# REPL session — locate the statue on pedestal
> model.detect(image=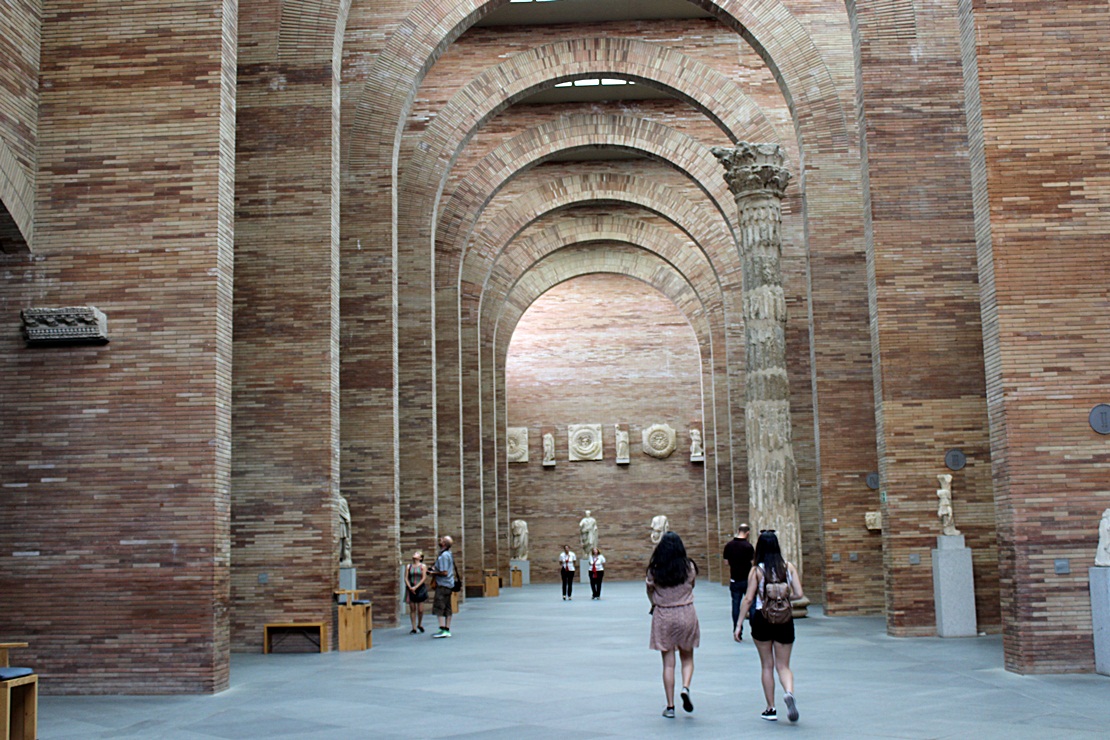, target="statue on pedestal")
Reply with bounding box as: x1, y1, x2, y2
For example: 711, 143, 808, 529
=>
1096, 508, 1110, 567
579, 510, 598, 555
936, 474, 960, 536
338, 495, 353, 567
650, 514, 670, 544
511, 519, 530, 561
615, 427, 630, 461
543, 432, 555, 465
690, 428, 704, 459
